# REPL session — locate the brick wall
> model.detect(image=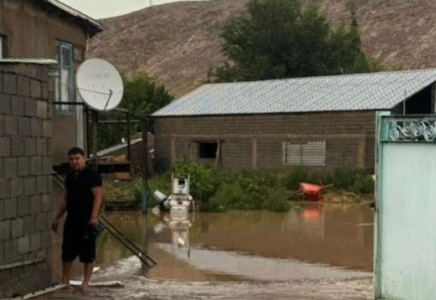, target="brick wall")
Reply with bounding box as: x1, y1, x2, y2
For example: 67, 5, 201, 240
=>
154, 111, 377, 171
0, 63, 53, 297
